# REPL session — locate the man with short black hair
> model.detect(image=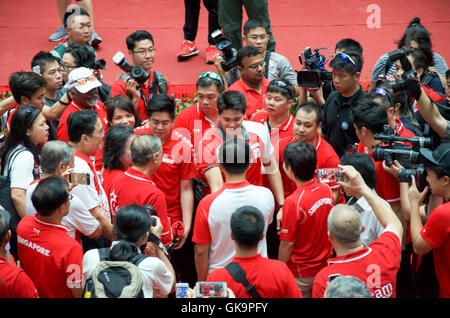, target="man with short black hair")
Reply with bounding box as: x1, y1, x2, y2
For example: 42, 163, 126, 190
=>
17, 176, 84, 298
279, 141, 334, 297
225, 46, 270, 119
310, 51, 366, 158
206, 205, 302, 298
193, 138, 275, 281
110, 30, 169, 122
